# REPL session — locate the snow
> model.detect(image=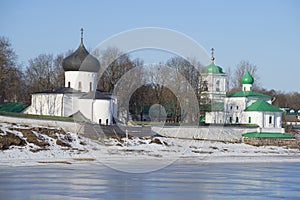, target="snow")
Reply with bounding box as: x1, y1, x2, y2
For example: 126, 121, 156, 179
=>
1, 122, 300, 172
